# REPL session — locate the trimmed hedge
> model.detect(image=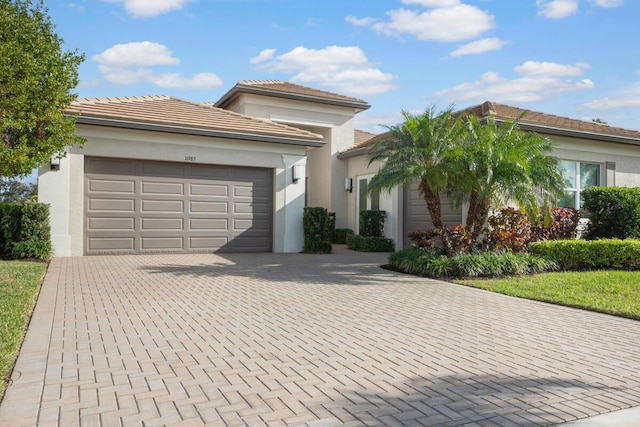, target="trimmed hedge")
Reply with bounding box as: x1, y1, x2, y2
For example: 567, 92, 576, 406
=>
0, 202, 51, 260
333, 228, 354, 244
529, 239, 640, 270
582, 187, 640, 240
346, 234, 394, 252
359, 210, 385, 237
303, 207, 332, 253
